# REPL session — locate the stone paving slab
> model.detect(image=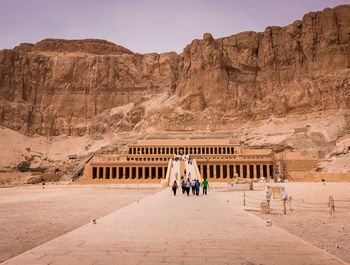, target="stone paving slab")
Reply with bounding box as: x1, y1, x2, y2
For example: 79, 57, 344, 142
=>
2, 189, 349, 265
